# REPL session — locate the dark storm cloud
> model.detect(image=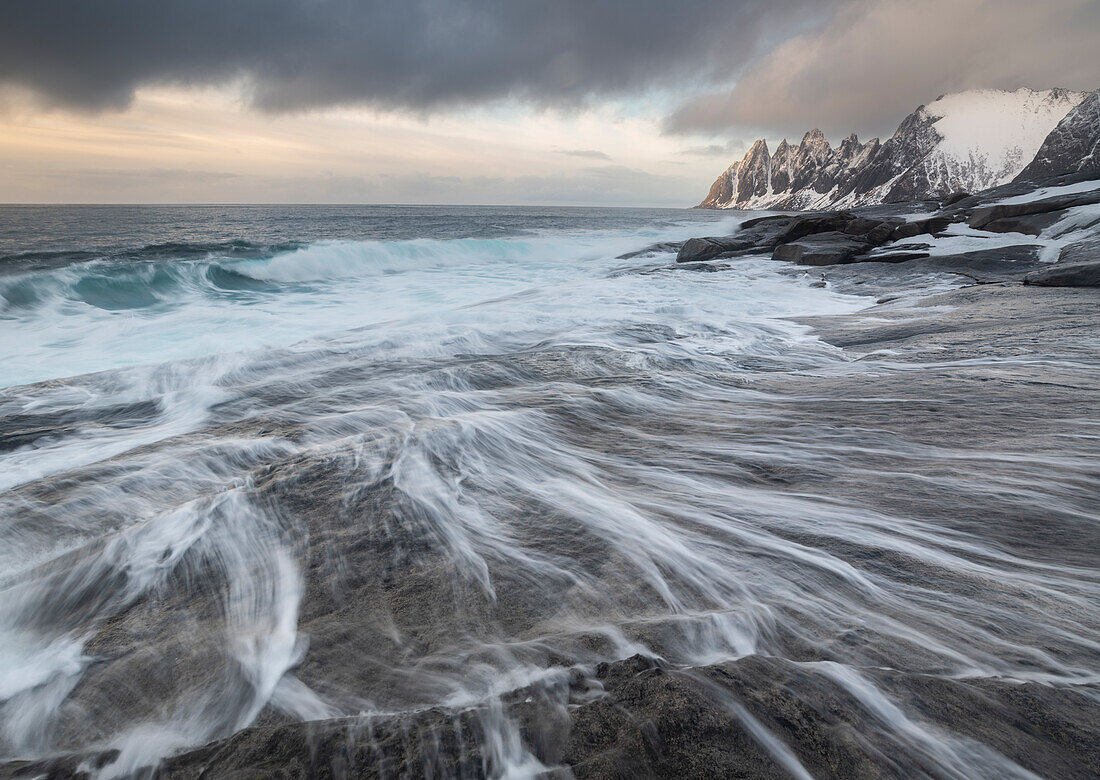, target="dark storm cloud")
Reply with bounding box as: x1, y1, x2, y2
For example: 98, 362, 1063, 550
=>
668, 0, 1100, 138
0, 0, 837, 112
